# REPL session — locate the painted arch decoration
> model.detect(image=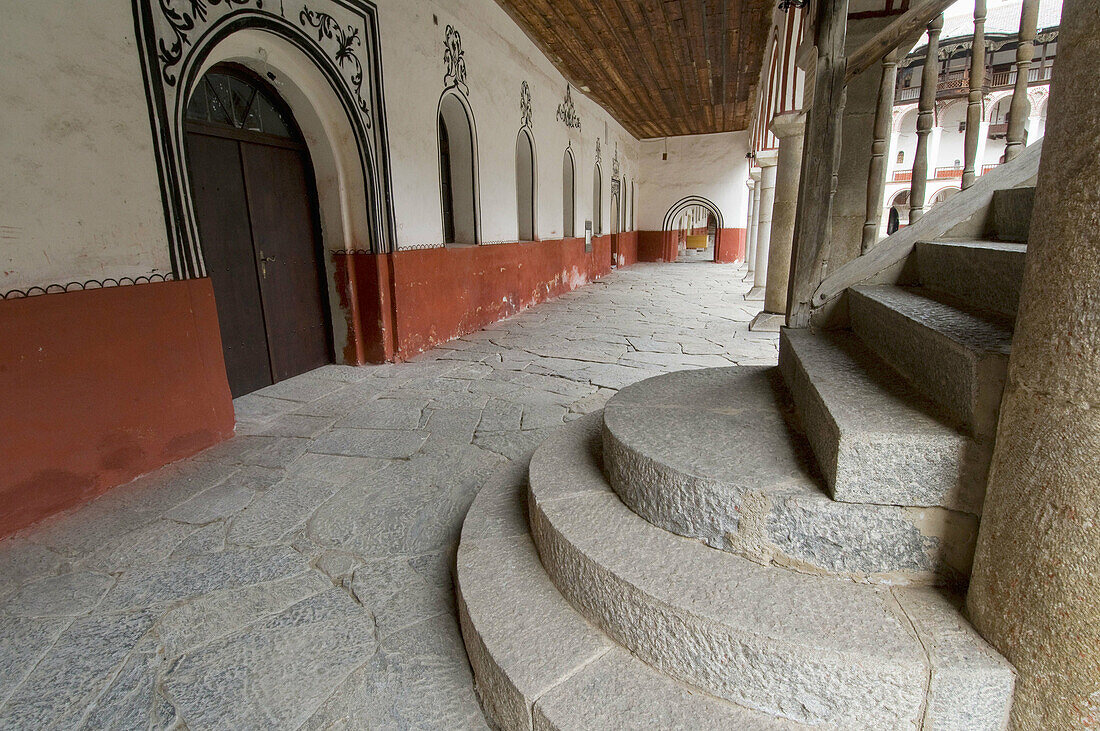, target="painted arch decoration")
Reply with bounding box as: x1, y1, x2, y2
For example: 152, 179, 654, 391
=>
132, 0, 397, 277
